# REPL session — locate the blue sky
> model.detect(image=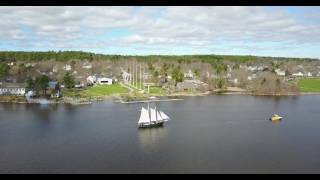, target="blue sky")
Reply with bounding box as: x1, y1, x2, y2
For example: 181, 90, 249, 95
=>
0, 6, 320, 58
